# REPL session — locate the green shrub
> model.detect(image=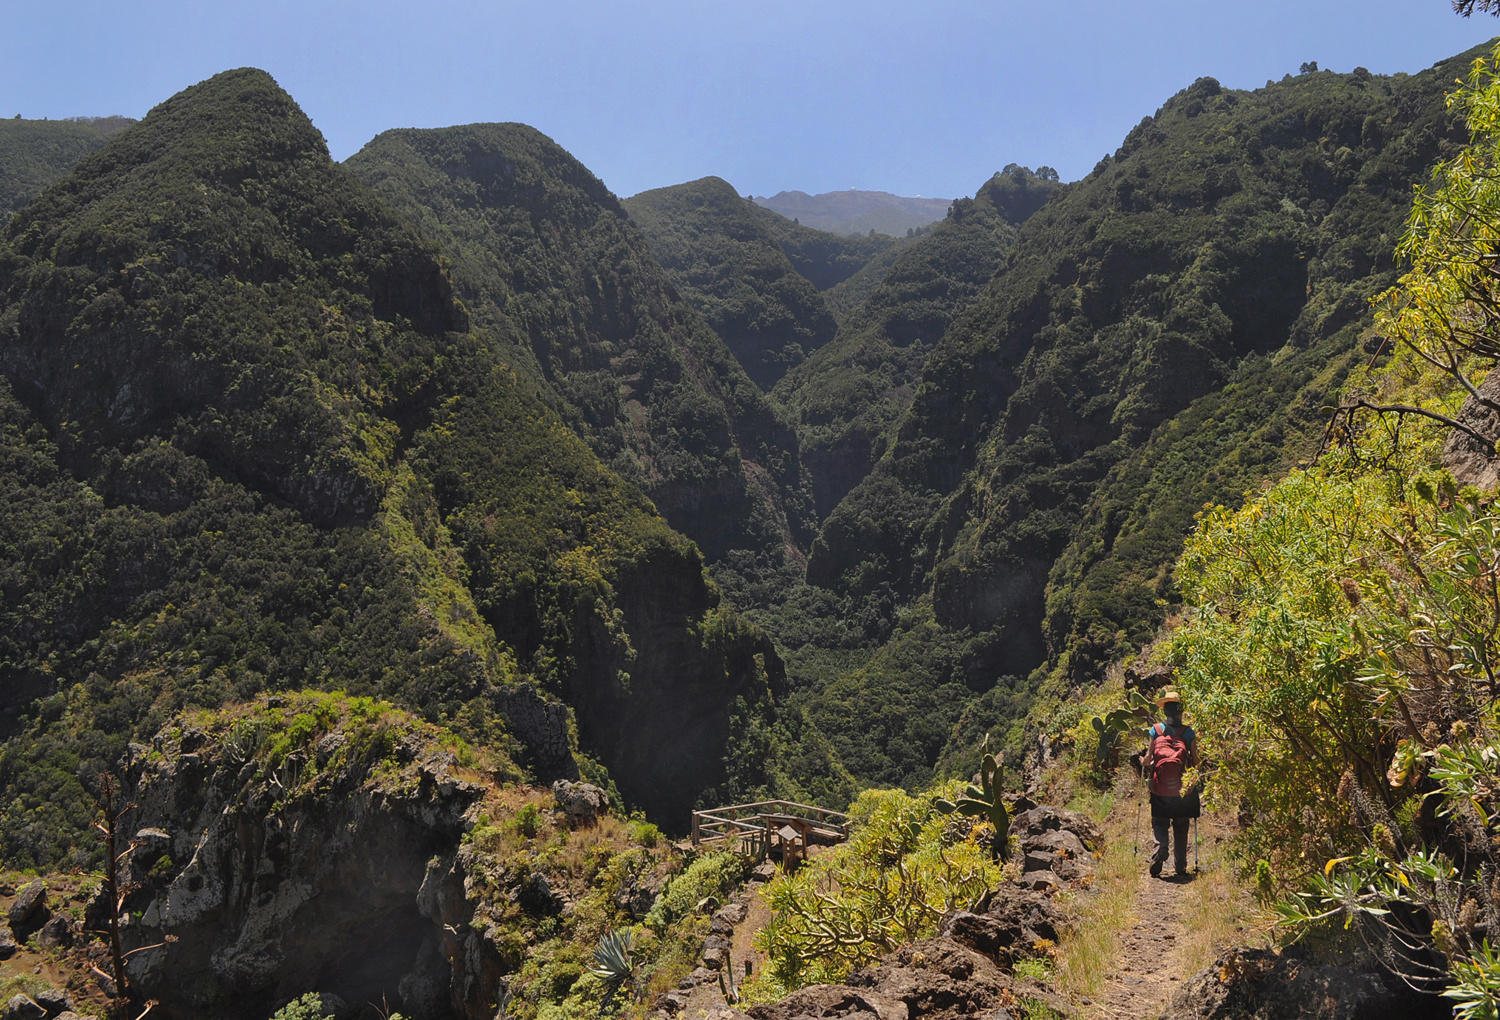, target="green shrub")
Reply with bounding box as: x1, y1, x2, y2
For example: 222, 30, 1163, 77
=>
755, 787, 1002, 987
644, 850, 746, 932
627, 820, 662, 848
269, 994, 333, 1020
